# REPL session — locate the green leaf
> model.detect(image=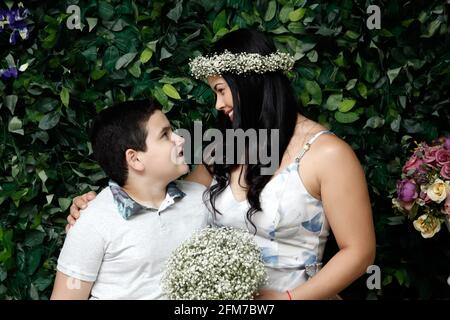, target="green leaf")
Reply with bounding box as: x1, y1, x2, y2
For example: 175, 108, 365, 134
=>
128, 61, 141, 78
34, 276, 53, 291
344, 30, 360, 40
160, 47, 172, 61
5, 95, 18, 115
362, 62, 380, 83
279, 4, 294, 24
304, 80, 322, 105
345, 79, 357, 90
162, 84, 181, 100
140, 48, 153, 64
153, 86, 169, 107
36, 98, 58, 113
81, 46, 97, 62
357, 82, 368, 99
5, 53, 15, 67
422, 19, 441, 38
166, 0, 183, 23
8, 116, 24, 135
98, 1, 115, 20
37, 170, 48, 183
306, 50, 318, 63
27, 247, 43, 275
58, 198, 72, 211
91, 69, 107, 80
264, 1, 277, 21
288, 8, 306, 22
103, 46, 120, 72
338, 99, 356, 113
23, 231, 45, 247
287, 22, 305, 34
335, 111, 359, 123
325, 94, 342, 111
86, 17, 98, 32
364, 116, 385, 129
115, 52, 137, 70
213, 10, 227, 34
387, 67, 402, 84
38, 112, 61, 130
60, 87, 70, 108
